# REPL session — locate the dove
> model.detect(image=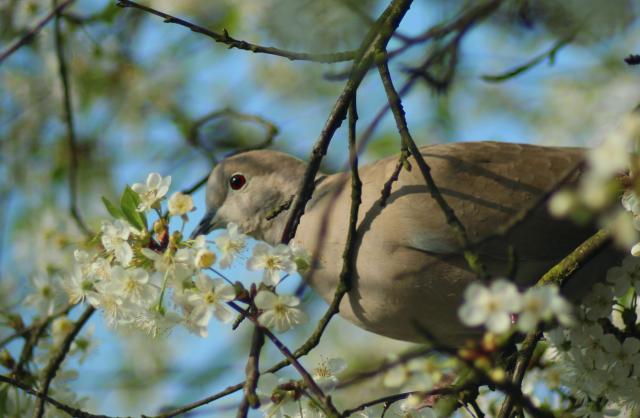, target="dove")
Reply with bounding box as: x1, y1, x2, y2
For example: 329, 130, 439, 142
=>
192, 141, 617, 346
